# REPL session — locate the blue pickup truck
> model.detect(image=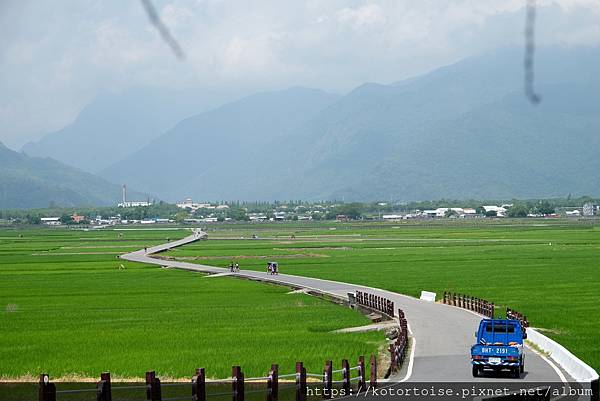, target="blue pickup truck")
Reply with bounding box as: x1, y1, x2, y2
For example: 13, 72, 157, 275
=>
471, 319, 525, 378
